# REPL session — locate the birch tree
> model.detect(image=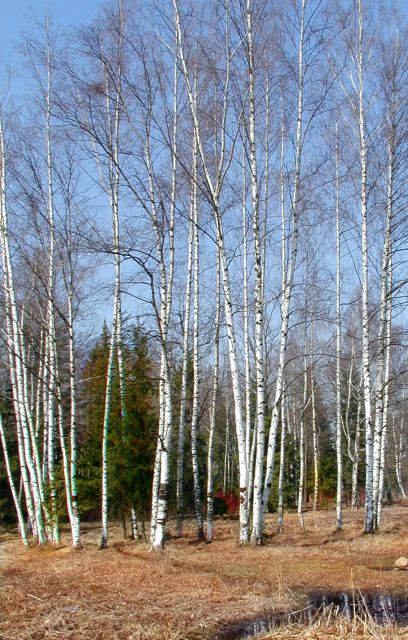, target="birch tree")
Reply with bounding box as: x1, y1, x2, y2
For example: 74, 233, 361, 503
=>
174, 0, 250, 542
